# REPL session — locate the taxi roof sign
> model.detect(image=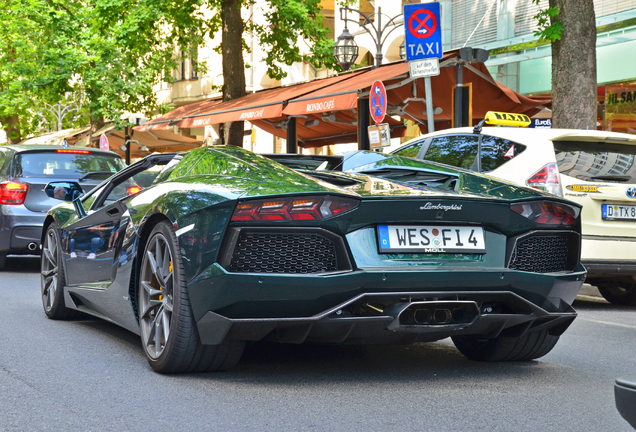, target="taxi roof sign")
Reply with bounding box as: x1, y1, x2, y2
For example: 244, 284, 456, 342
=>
484, 111, 531, 127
